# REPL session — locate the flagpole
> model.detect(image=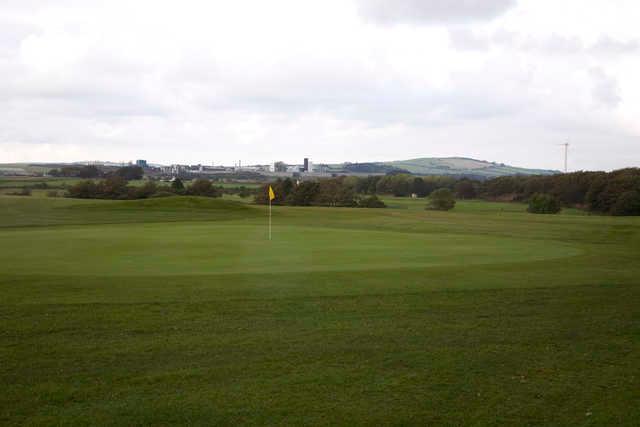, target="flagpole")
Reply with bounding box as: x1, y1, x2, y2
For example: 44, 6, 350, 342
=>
268, 185, 274, 240
269, 197, 272, 240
